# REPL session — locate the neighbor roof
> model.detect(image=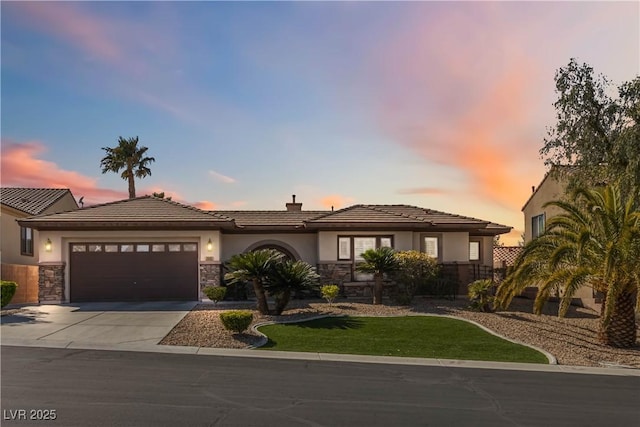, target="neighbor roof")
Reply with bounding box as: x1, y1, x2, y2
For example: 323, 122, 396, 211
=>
0, 187, 76, 216
18, 196, 235, 230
